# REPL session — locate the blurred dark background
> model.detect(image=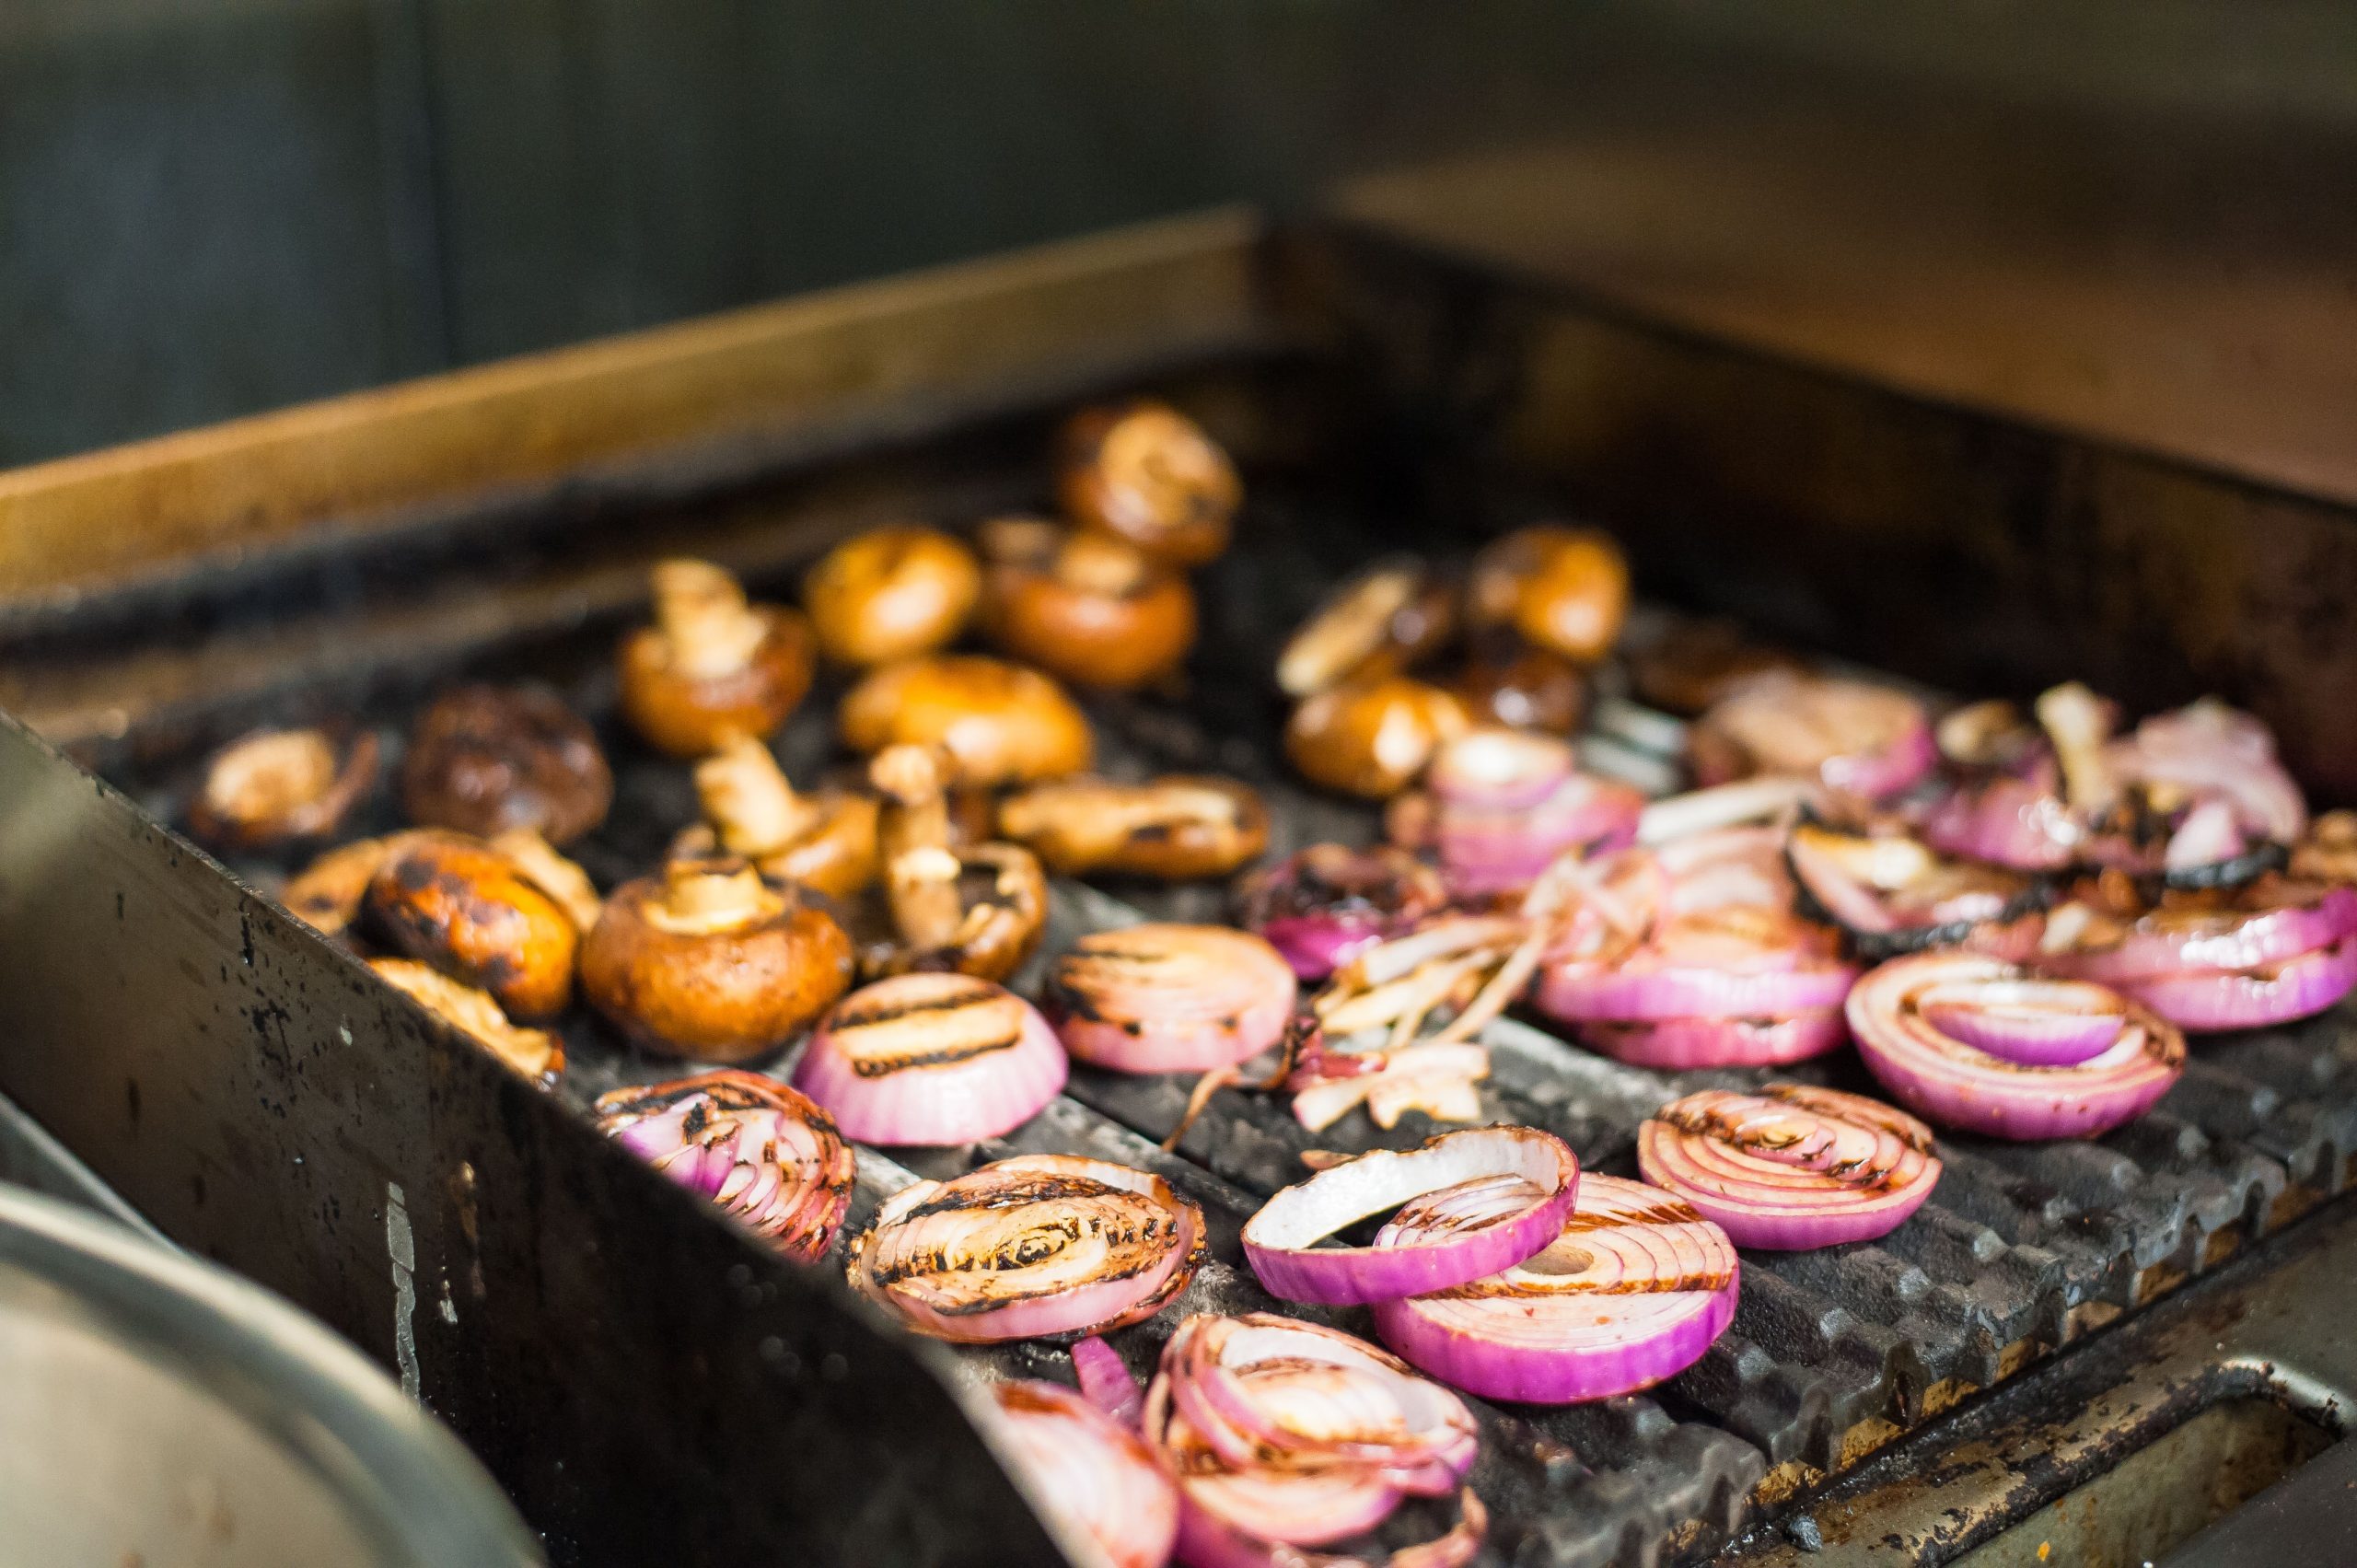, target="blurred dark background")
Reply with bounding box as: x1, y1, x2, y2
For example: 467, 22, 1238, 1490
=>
9, 0, 2357, 478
